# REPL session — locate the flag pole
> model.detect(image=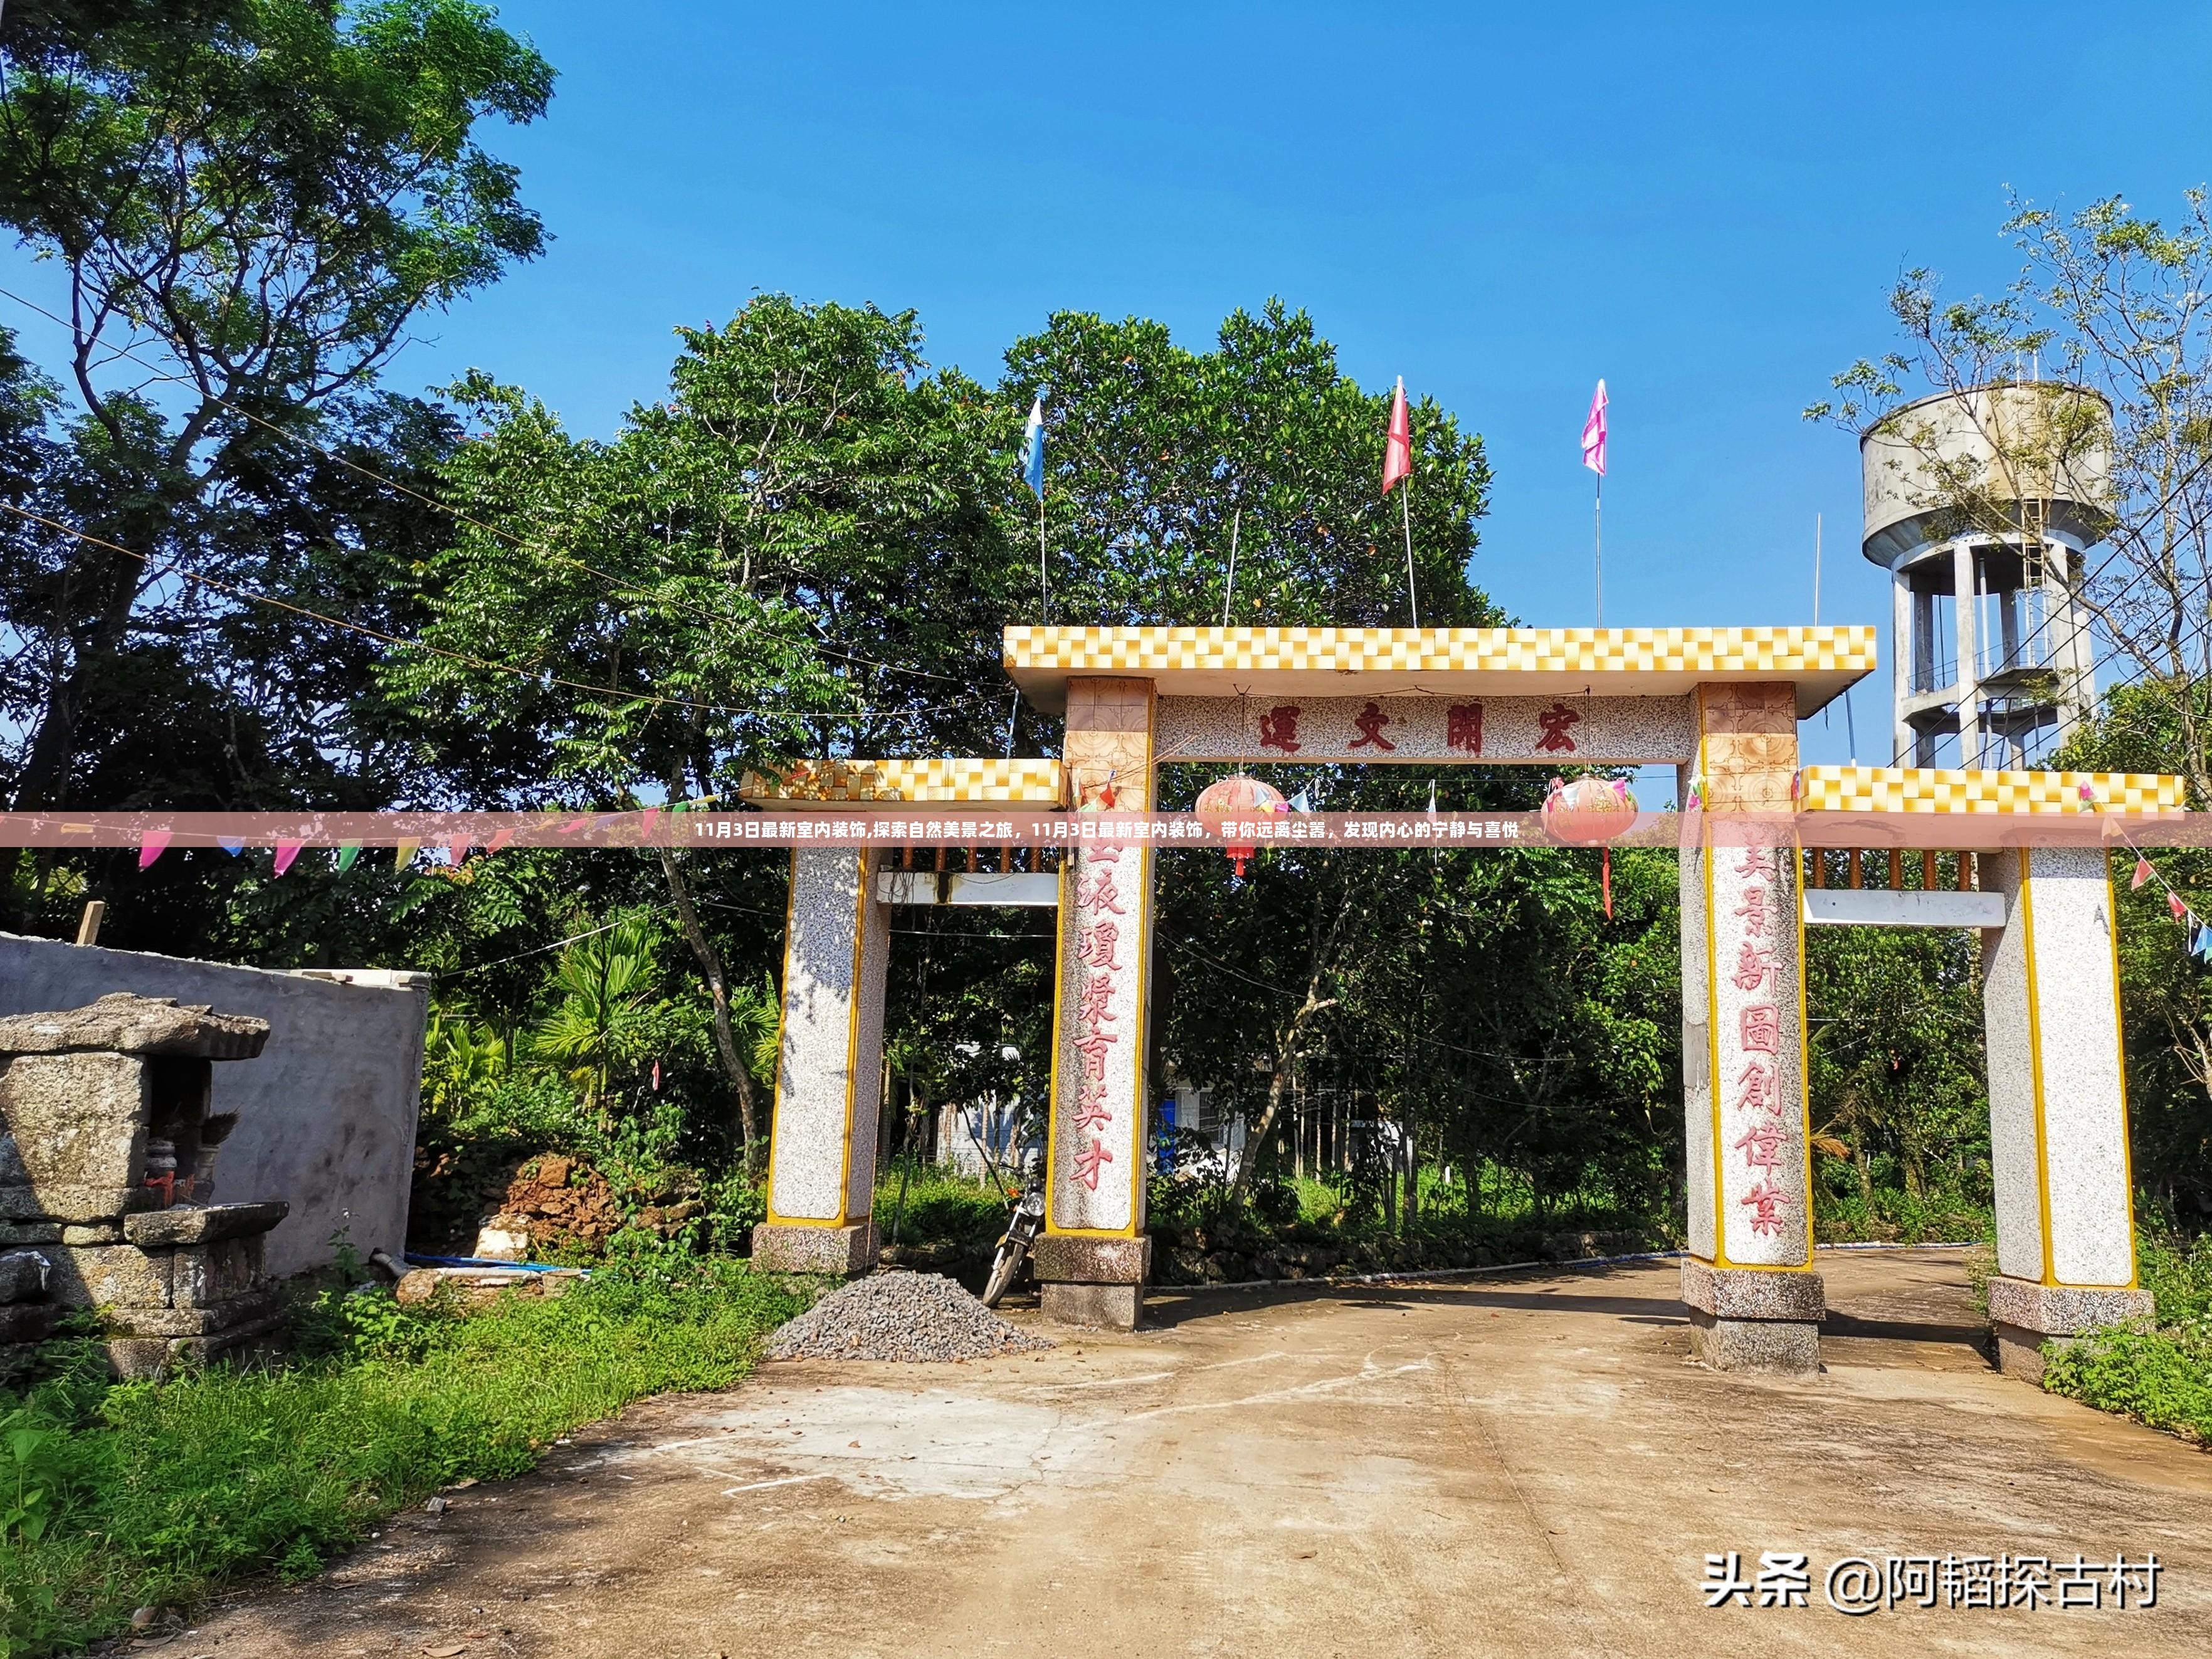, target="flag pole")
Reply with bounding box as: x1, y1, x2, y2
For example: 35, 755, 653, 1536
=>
1593, 471, 1603, 628
1401, 476, 1419, 628
1038, 493, 1050, 623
